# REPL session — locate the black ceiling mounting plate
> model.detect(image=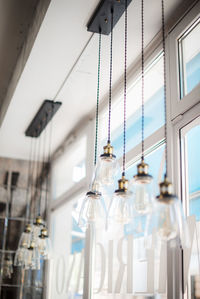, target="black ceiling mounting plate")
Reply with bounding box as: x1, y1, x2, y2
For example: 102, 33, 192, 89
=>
25, 100, 62, 138
87, 0, 132, 35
